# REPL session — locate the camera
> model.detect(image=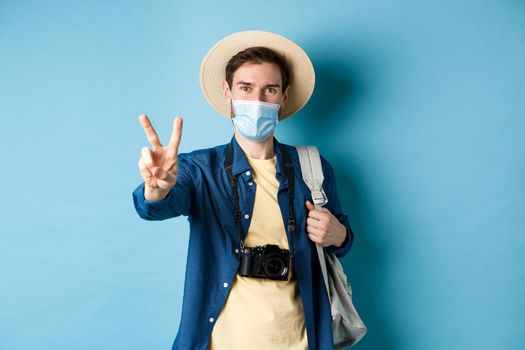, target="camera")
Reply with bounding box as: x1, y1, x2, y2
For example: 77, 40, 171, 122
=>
239, 244, 291, 280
